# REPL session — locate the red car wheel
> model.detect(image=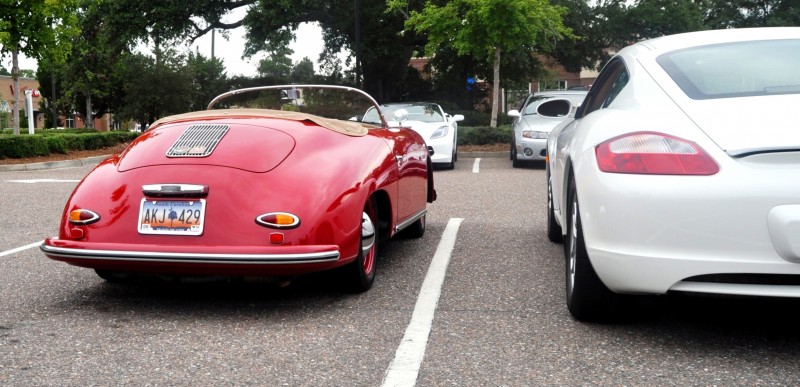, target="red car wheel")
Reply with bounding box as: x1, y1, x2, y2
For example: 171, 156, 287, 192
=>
345, 198, 378, 292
